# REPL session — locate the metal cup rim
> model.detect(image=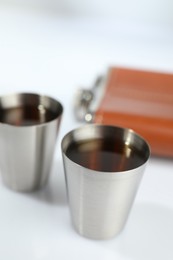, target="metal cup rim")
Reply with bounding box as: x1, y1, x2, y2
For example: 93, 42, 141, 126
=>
61, 123, 150, 174
0, 92, 63, 128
